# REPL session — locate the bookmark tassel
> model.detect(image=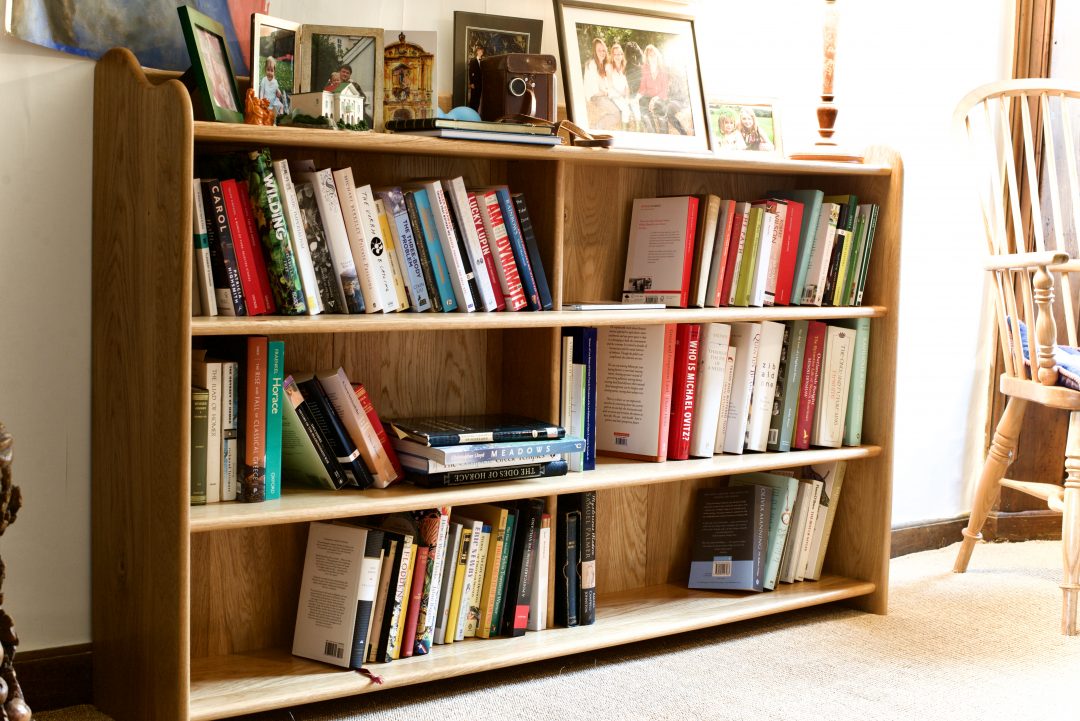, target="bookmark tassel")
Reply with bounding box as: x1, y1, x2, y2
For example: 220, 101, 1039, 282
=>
357, 667, 384, 685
